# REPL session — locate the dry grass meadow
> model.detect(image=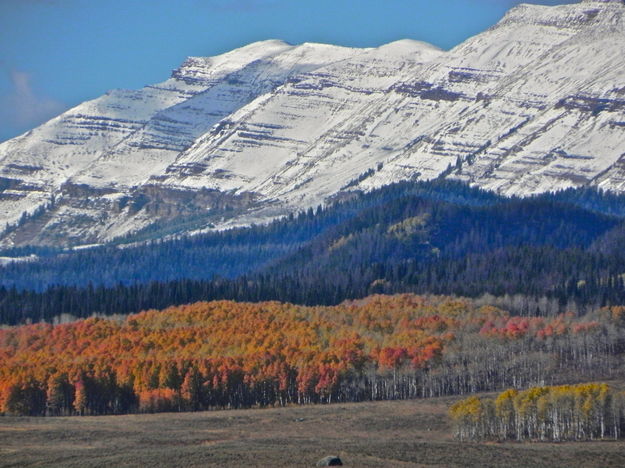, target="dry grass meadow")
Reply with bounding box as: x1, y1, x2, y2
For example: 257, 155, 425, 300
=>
2, 395, 625, 467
